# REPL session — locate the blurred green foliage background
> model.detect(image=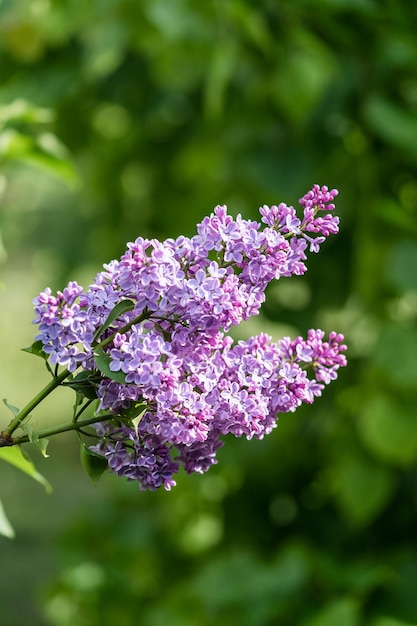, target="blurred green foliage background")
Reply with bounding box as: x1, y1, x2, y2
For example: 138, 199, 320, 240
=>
1, 0, 417, 624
